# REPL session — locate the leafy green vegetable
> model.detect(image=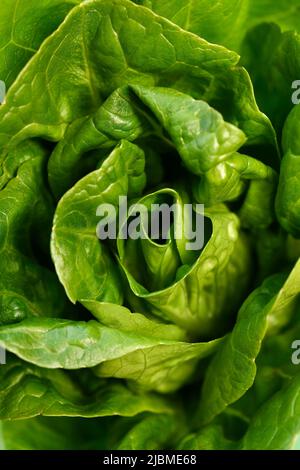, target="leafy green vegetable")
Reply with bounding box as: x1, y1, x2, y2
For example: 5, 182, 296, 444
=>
179, 371, 300, 451
0, 0, 299, 451
0, 356, 172, 420
133, 0, 249, 51
134, 0, 300, 51
197, 259, 300, 425
276, 104, 300, 236
0, 316, 222, 393
241, 25, 300, 133
241, 373, 300, 450
117, 413, 184, 450
0, 417, 111, 450
51, 139, 145, 305
0, 143, 69, 325
118, 202, 251, 338
0, 0, 276, 188
0, 0, 82, 89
